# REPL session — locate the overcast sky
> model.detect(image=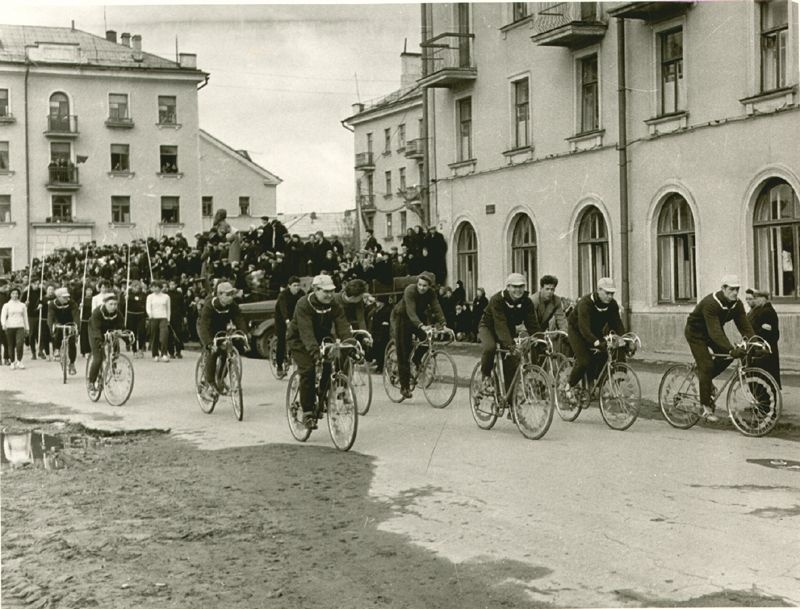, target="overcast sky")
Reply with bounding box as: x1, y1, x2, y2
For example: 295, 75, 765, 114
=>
4, 2, 421, 213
